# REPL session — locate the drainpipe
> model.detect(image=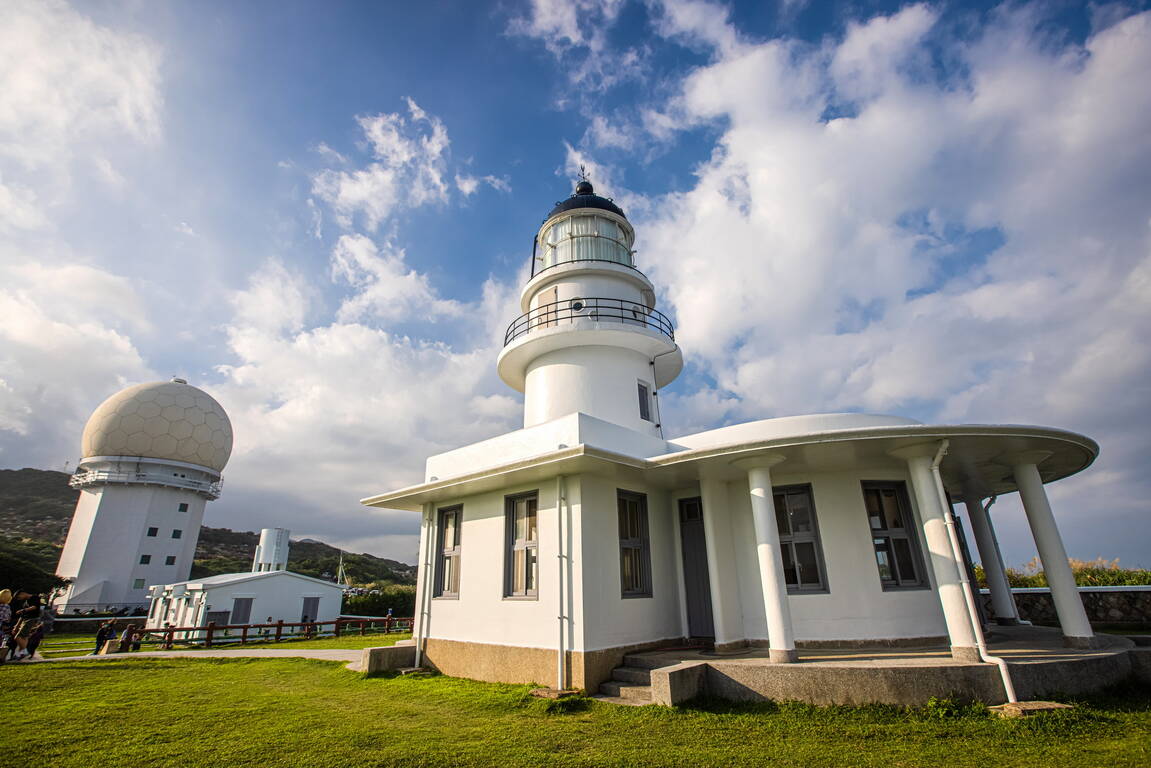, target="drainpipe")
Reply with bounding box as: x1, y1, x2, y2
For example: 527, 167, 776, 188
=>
556, 475, 567, 691
930, 440, 1018, 703
414, 503, 434, 669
